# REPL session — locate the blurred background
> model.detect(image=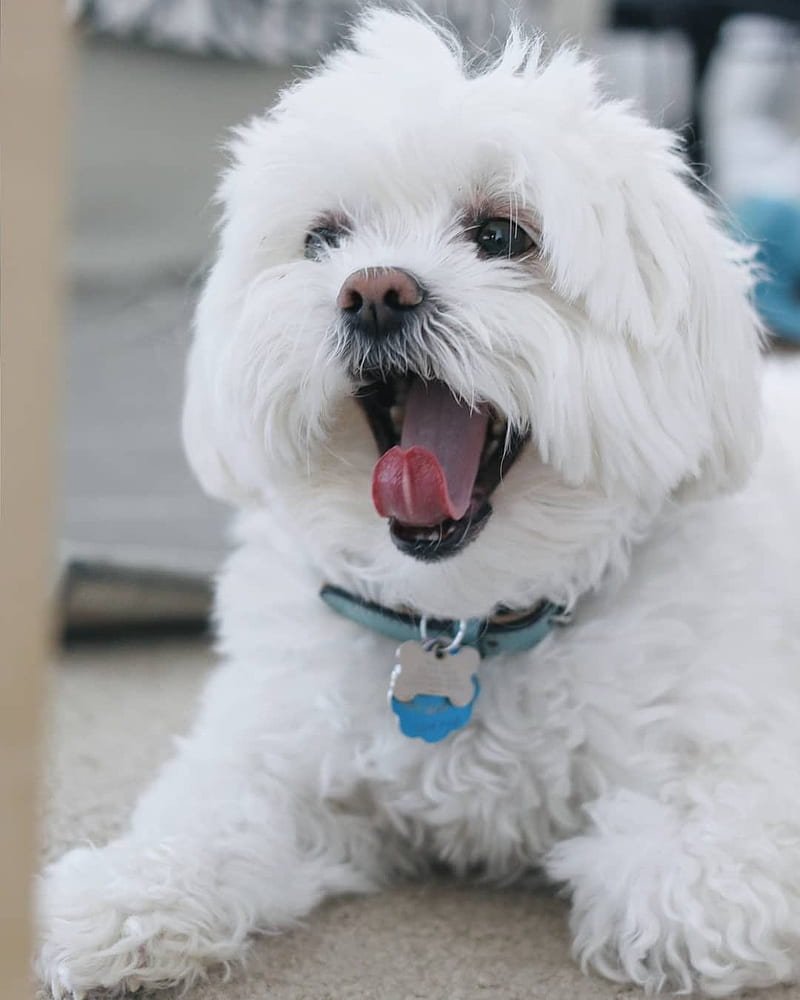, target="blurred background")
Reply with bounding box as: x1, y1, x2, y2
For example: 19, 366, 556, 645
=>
59, 0, 800, 638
